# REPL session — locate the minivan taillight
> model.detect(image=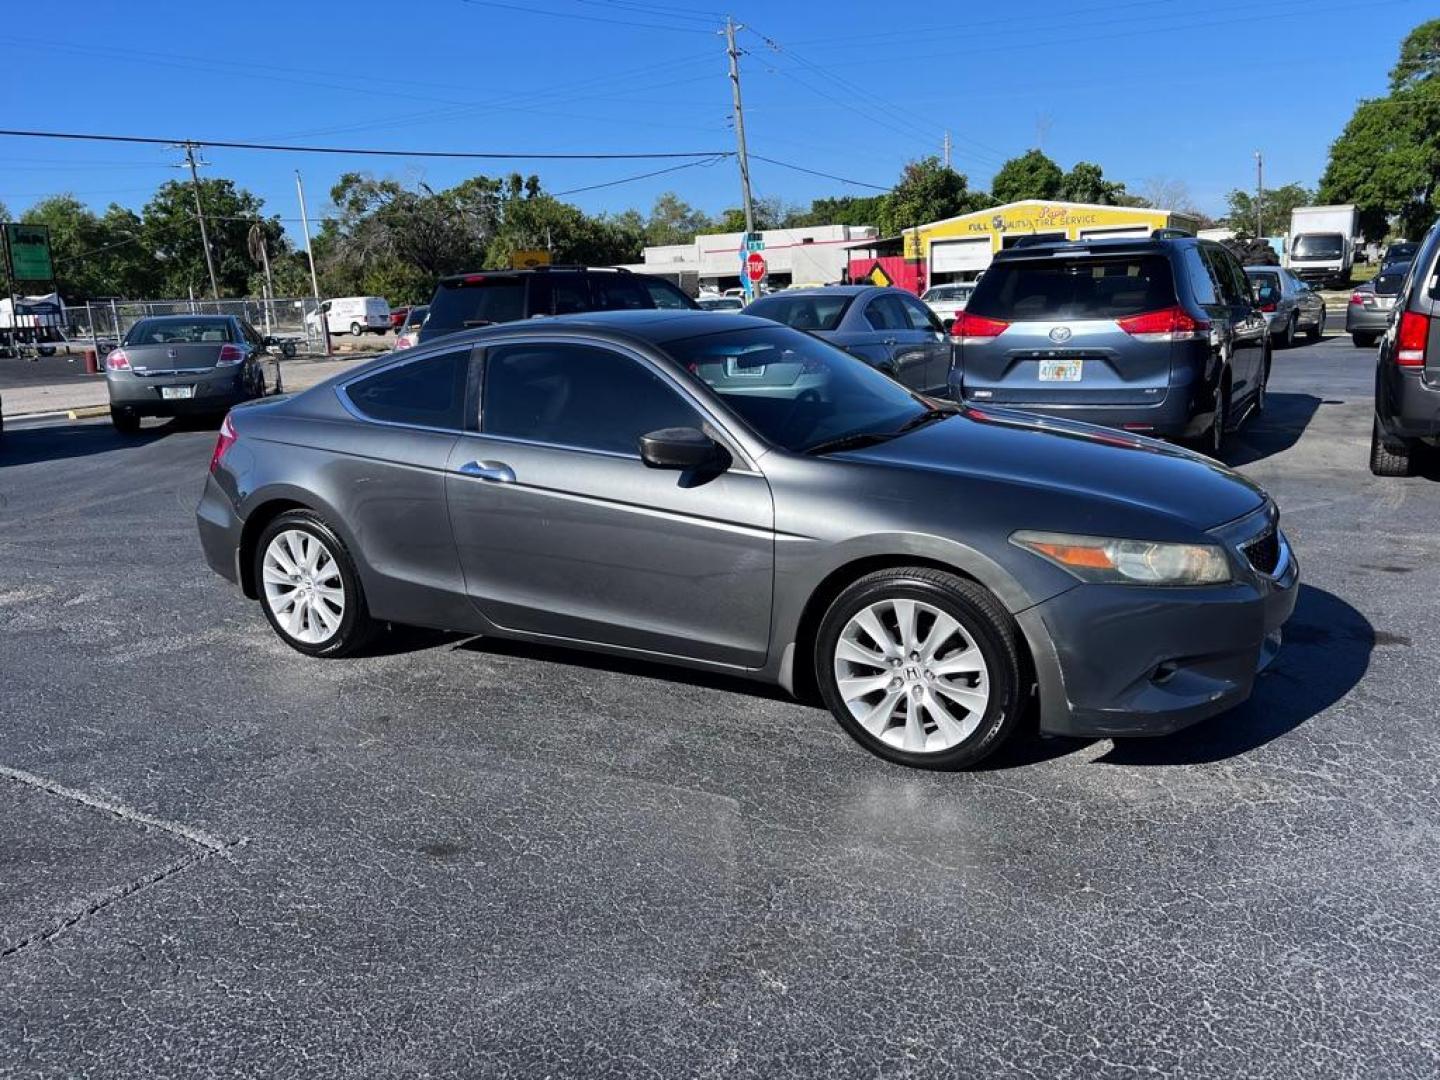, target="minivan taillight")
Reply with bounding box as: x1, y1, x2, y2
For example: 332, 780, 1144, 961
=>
210, 414, 237, 473
1349, 292, 1367, 306
1116, 306, 1207, 341
216, 343, 244, 366
104, 348, 130, 371
952, 311, 1009, 343
1395, 310, 1430, 367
